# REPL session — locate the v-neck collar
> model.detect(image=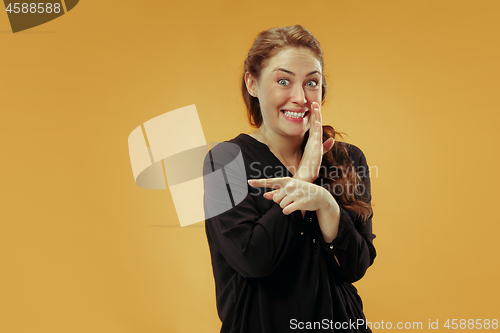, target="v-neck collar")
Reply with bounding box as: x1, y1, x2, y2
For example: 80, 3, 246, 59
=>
237, 133, 294, 177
